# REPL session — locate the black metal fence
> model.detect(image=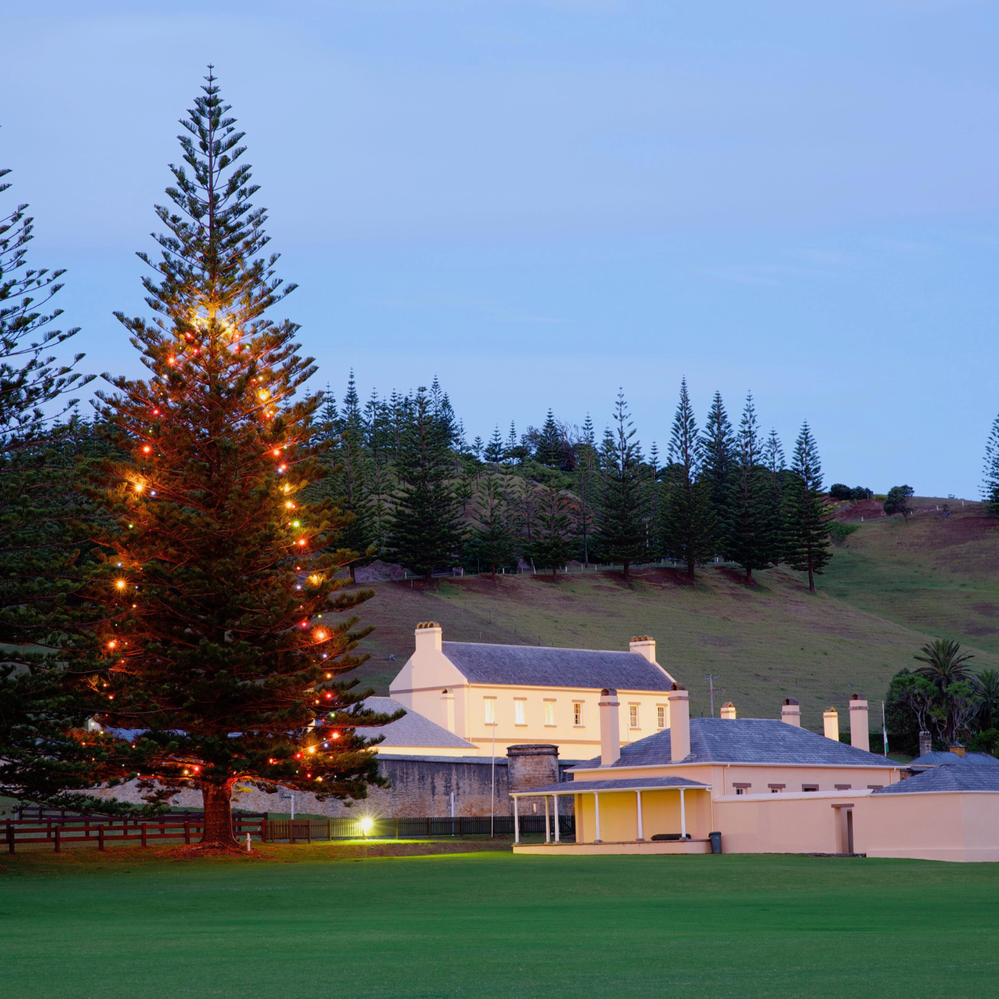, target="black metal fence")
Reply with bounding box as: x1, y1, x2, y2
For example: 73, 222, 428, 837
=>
263, 814, 576, 842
